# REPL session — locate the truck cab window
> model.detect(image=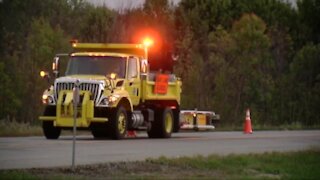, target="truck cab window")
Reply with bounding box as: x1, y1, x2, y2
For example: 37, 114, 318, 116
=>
127, 57, 138, 79
65, 56, 126, 78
